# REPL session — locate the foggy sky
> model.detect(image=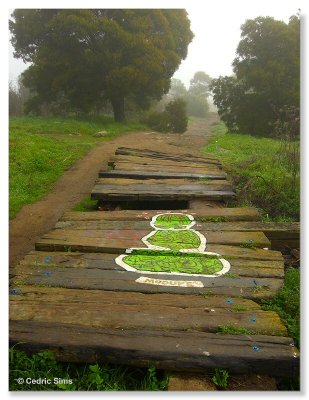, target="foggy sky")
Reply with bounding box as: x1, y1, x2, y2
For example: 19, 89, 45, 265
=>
9, 0, 302, 87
